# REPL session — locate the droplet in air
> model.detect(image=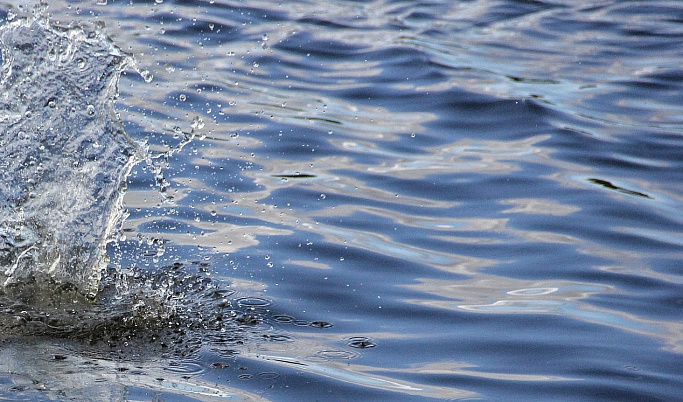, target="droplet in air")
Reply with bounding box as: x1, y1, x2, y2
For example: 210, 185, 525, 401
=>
140, 70, 153, 82
191, 116, 204, 130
